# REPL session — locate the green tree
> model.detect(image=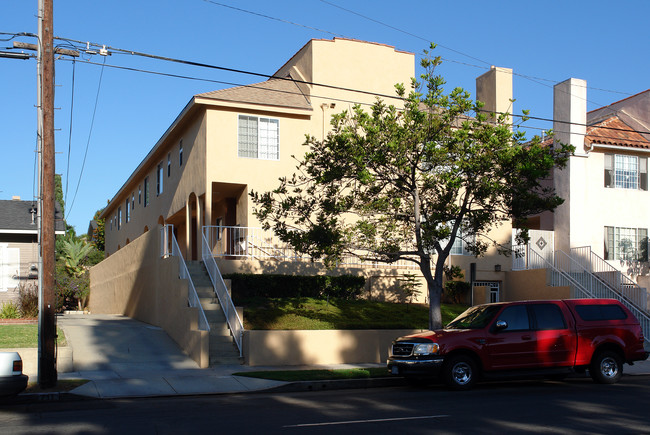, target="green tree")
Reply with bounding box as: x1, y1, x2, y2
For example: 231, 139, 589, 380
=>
55, 173, 64, 217
60, 237, 94, 277
91, 208, 105, 252
252, 48, 573, 330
